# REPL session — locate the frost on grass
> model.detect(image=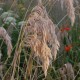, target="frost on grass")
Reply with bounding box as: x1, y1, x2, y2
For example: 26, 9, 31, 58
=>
24, 2, 60, 77
1, 10, 18, 20
0, 27, 12, 57
18, 21, 26, 26
4, 17, 16, 25
1, 11, 13, 19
